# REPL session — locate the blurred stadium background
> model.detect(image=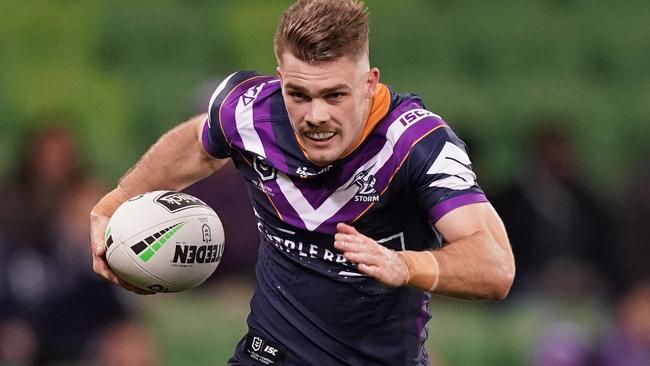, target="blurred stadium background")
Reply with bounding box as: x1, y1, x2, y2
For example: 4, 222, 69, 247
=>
1, 1, 649, 365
